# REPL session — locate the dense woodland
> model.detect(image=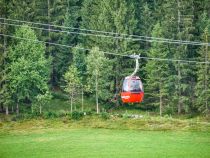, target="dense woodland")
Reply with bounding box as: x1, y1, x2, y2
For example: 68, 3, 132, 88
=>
0, 0, 209, 116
